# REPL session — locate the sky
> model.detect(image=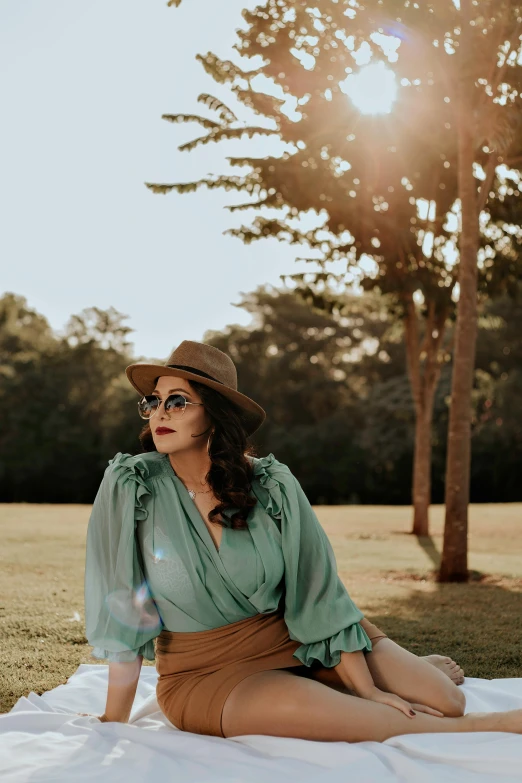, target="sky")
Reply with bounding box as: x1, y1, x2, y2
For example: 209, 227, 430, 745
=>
1, 0, 314, 361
